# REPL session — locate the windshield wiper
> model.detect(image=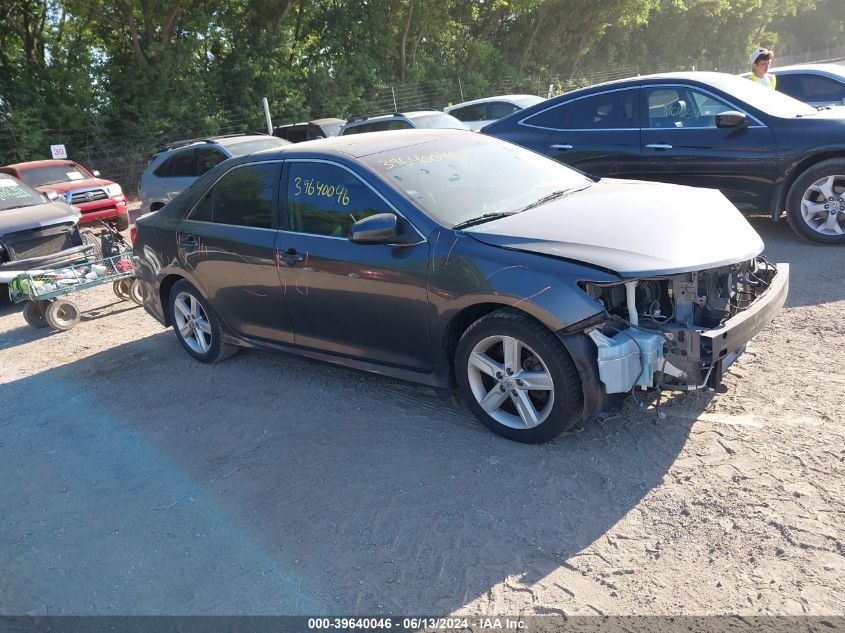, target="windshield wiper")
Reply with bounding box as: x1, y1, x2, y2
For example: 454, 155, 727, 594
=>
519, 186, 590, 213
452, 212, 518, 230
